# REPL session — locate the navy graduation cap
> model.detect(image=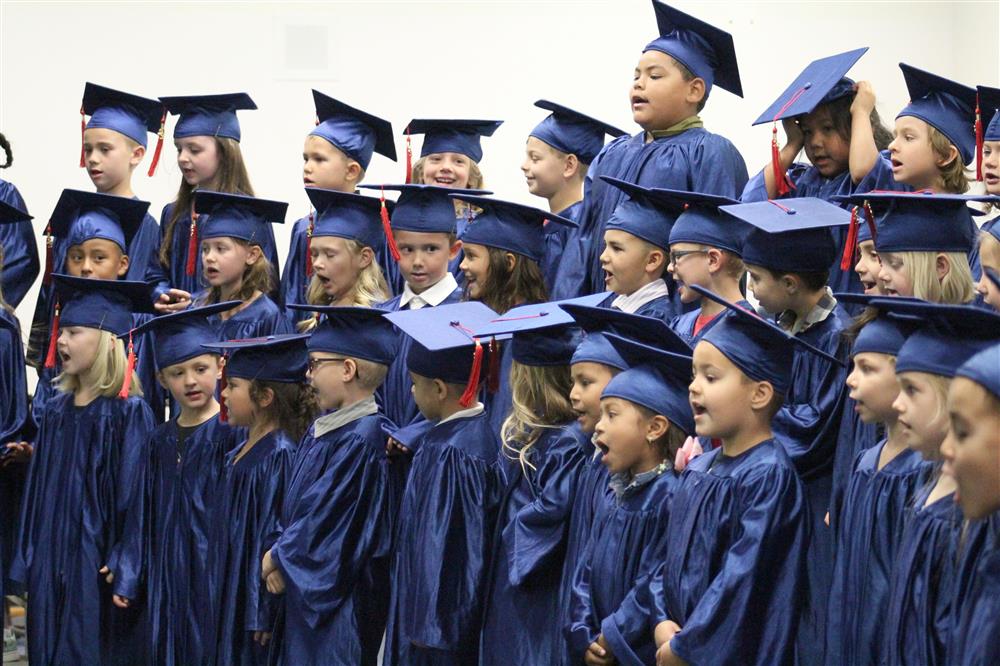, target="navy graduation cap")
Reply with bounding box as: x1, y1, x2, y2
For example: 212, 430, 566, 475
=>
304, 187, 388, 252
601, 177, 681, 250
203, 333, 310, 384
559, 302, 691, 361
653, 189, 743, 254
529, 100, 628, 164
160, 92, 257, 142
691, 285, 844, 395
129, 301, 240, 369
310, 90, 396, 170
49, 189, 149, 253
956, 343, 1000, 402
357, 184, 492, 235
0, 199, 31, 225
975, 85, 1000, 180
897, 64, 977, 165
404, 119, 503, 164
51, 274, 156, 337
833, 293, 914, 357
193, 191, 287, 246
450, 194, 577, 263
645, 0, 742, 98
603, 333, 696, 437
81, 82, 166, 175
285, 305, 399, 365
719, 197, 851, 273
